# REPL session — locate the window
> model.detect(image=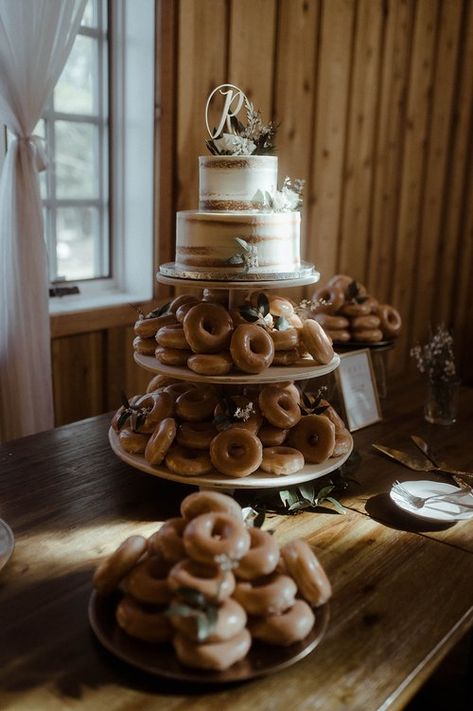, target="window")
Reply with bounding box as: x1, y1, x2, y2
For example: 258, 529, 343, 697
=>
40, 0, 109, 284
46, 0, 155, 313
